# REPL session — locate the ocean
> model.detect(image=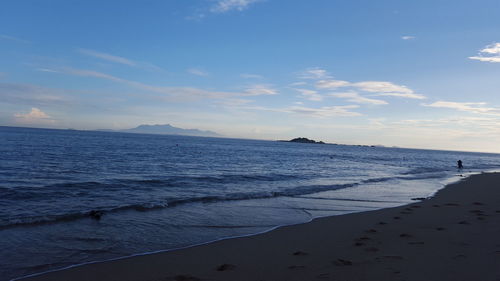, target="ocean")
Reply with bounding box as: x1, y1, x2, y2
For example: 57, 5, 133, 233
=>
1, 126, 500, 280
